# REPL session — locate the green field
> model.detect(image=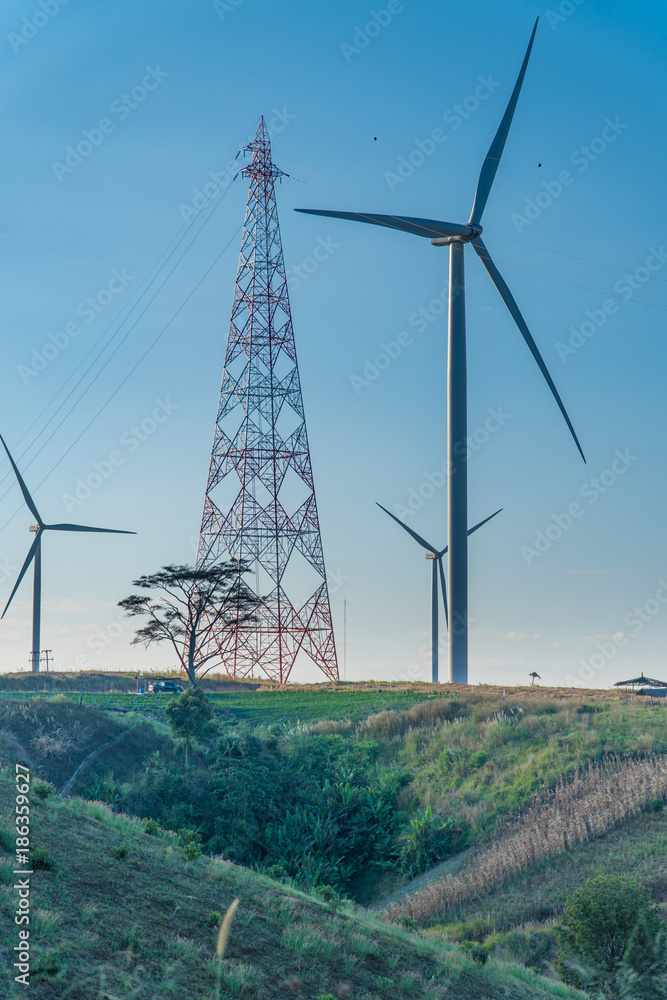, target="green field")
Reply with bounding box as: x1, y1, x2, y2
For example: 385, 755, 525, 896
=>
0, 687, 435, 724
